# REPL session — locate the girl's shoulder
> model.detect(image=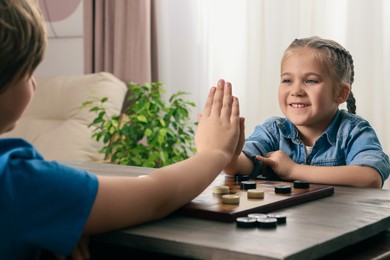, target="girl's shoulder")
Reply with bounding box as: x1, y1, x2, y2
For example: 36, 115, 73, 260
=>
338, 109, 371, 128
333, 110, 378, 140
